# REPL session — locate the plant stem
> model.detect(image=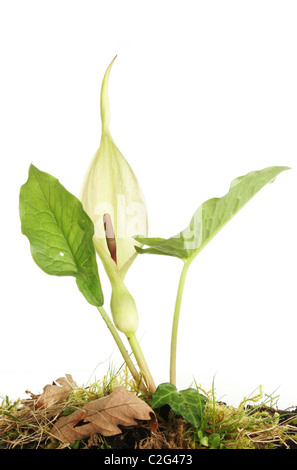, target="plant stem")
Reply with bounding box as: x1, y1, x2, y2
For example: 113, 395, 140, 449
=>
127, 332, 156, 394
97, 306, 147, 393
170, 260, 191, 386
